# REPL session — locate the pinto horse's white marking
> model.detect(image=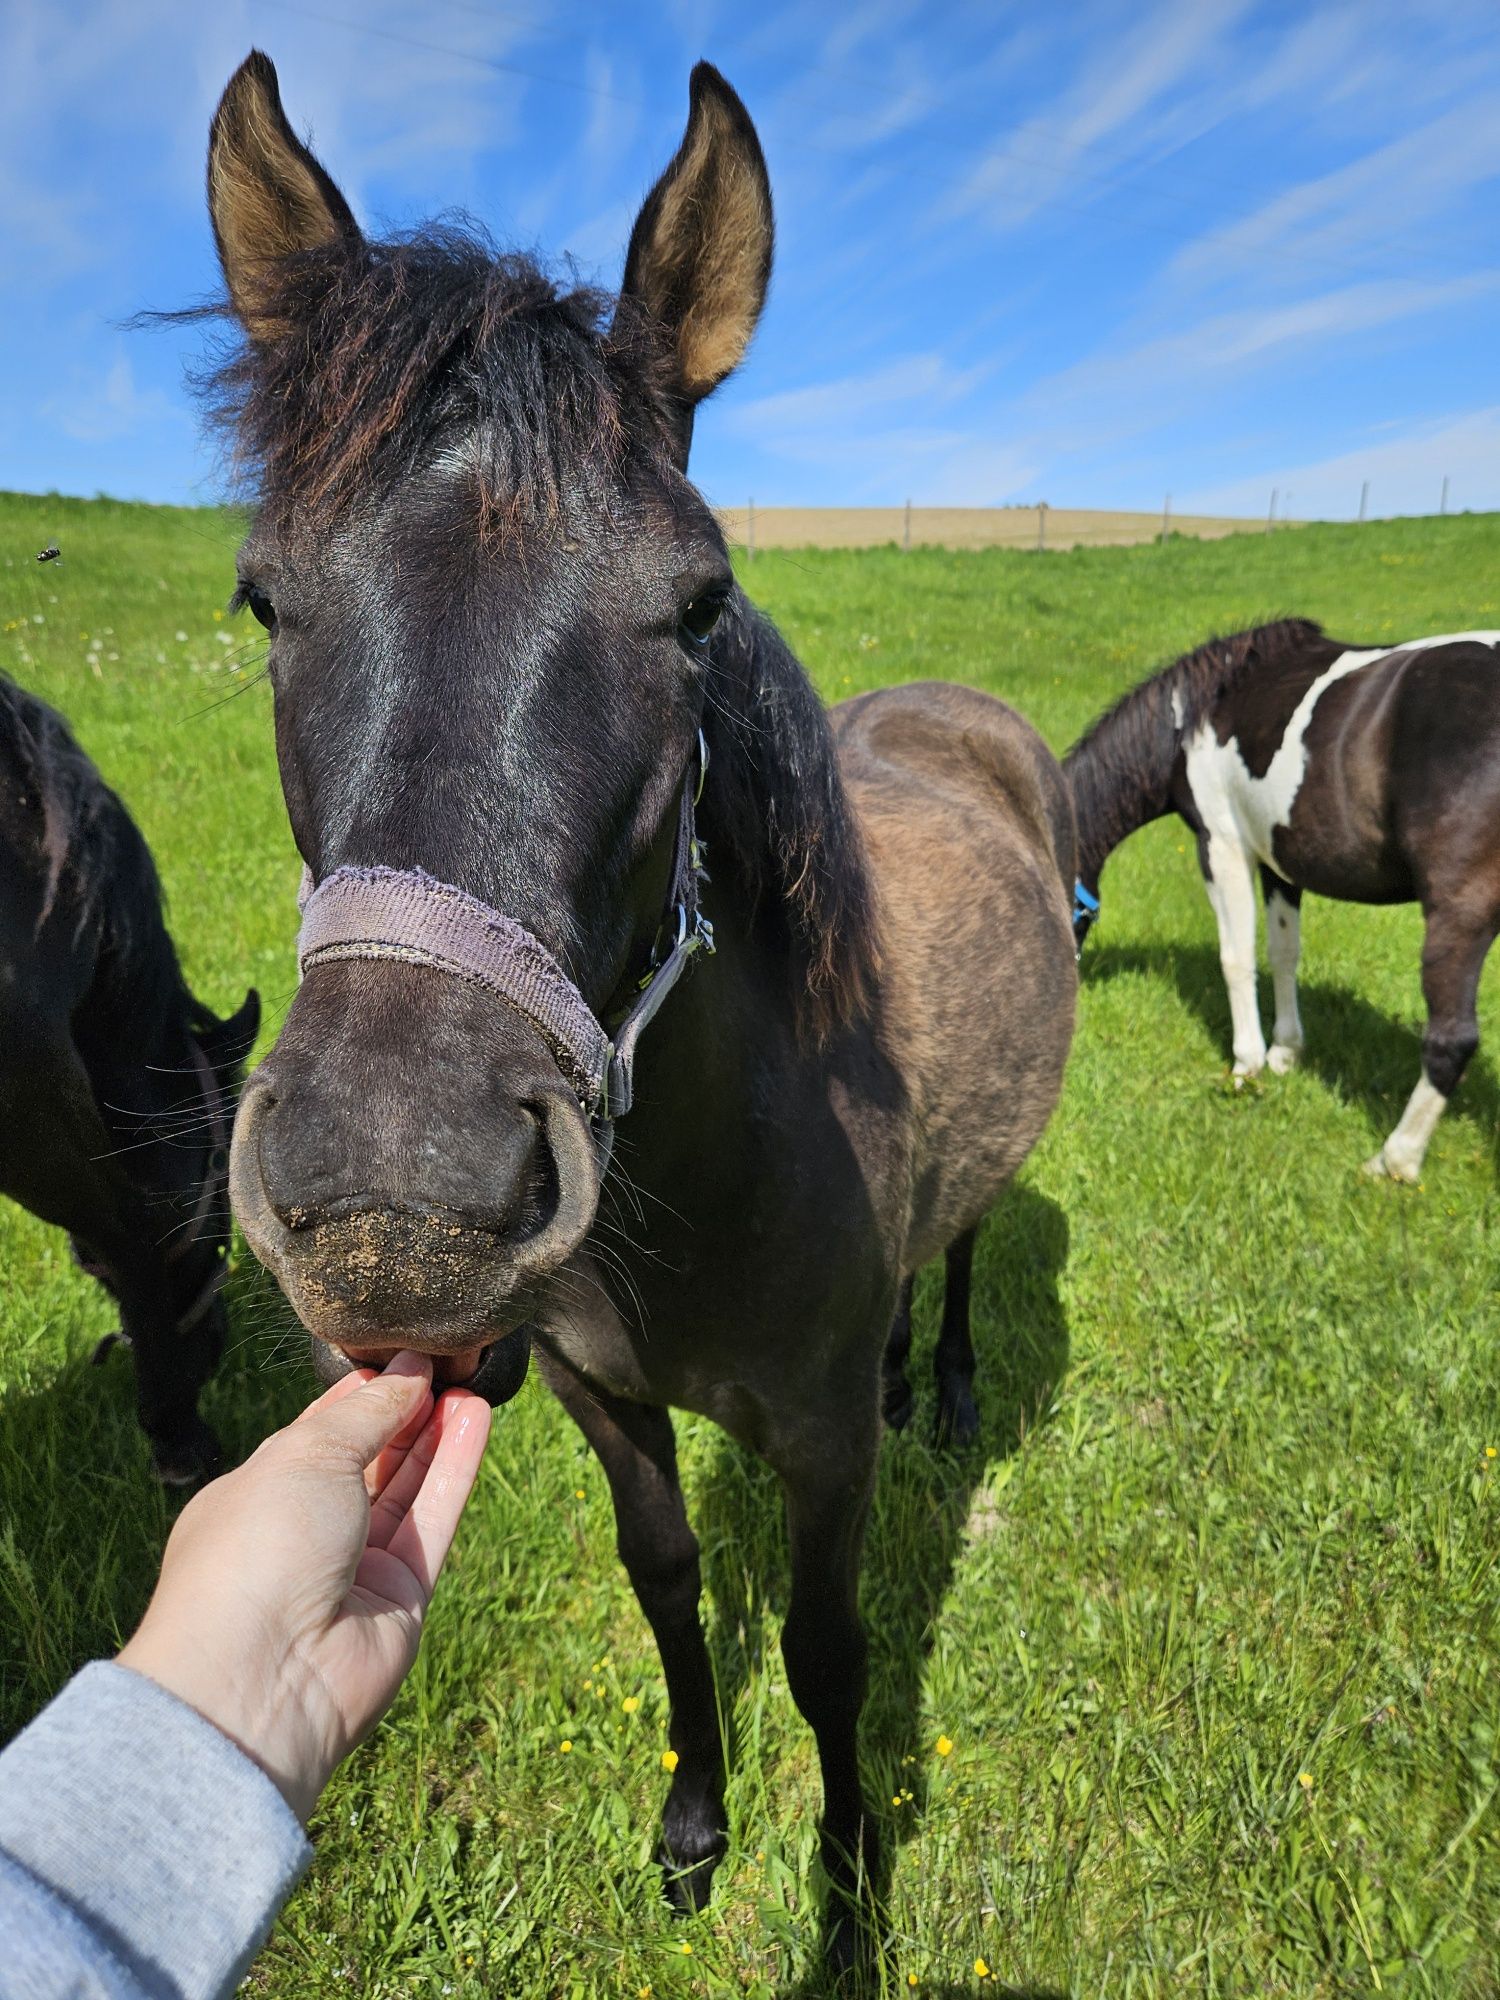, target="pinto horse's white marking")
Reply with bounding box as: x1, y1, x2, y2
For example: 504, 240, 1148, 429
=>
1265, 885, 1302, 1072
1184, 632, 1500, 1085
1365, 1074, 1447, 1183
